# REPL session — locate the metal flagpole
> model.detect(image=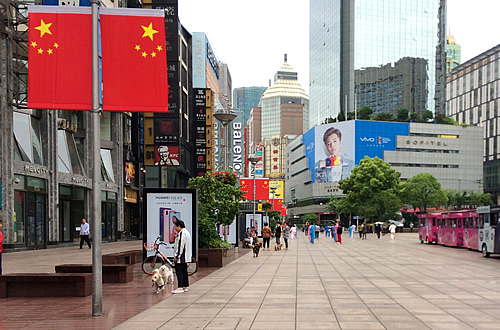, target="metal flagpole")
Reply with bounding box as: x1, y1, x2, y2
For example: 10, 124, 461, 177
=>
90, 0, 103, 316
